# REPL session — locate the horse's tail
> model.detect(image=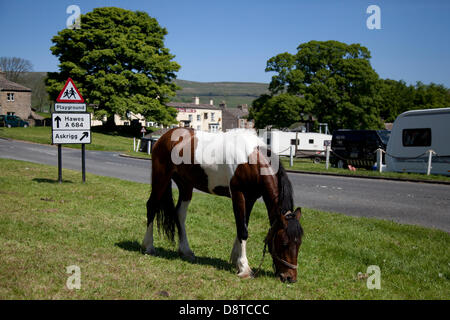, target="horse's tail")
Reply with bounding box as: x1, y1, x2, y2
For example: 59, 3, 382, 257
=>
147, 133, 178, 243
152, 180, 177, 242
